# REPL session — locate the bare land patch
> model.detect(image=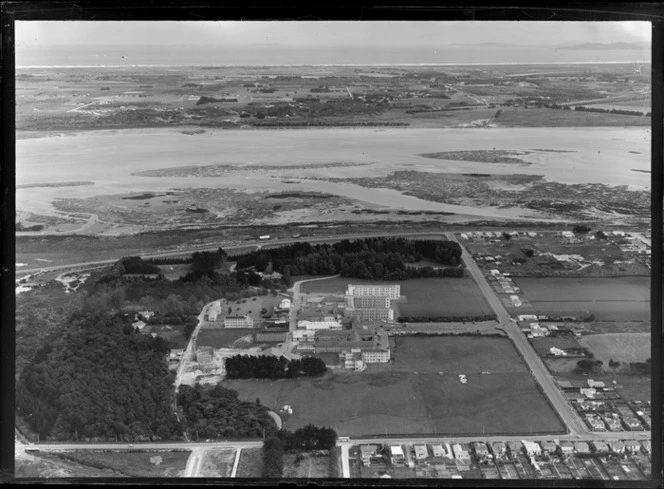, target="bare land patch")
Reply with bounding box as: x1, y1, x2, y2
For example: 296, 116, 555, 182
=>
198, 448, 237, 477
23, 449, 191, 478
